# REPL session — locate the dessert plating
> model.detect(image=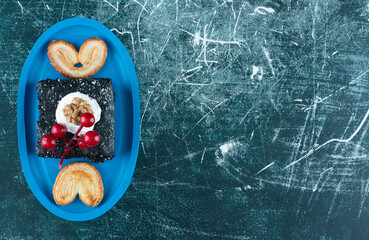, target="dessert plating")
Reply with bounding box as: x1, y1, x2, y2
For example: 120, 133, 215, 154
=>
36, 78, 115, 163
